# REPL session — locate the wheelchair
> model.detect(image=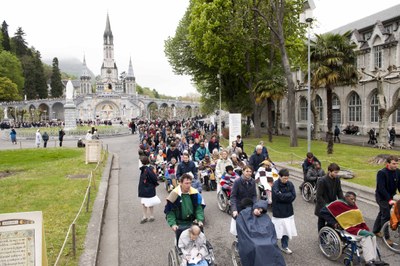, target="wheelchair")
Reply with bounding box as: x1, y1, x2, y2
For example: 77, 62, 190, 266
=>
231, 239, 242, 266
319, 226, 368, 265
168, 226, 216, 266
301, 181, 316, 202
381, 220, 400, 253
217, 188, 231, 214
